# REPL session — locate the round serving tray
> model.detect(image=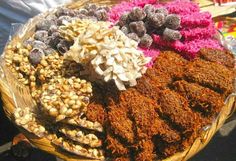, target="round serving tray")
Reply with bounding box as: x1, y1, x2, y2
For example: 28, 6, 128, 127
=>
0, 0, 235, 160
